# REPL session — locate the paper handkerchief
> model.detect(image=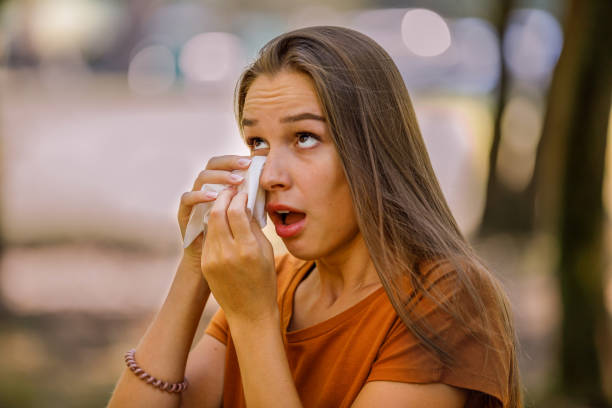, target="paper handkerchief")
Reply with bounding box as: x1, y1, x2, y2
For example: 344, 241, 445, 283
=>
182, 156, 267, 248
